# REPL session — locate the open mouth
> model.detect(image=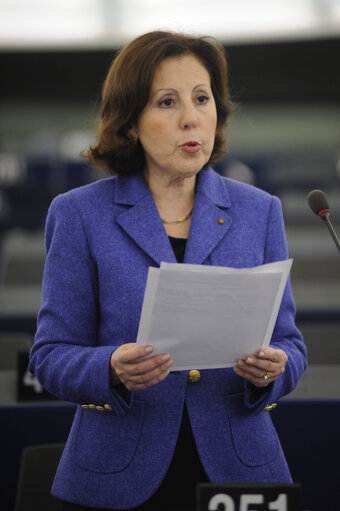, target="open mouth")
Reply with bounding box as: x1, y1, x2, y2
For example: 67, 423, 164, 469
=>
181, 141, 200, 147
180, 141, 201, 153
